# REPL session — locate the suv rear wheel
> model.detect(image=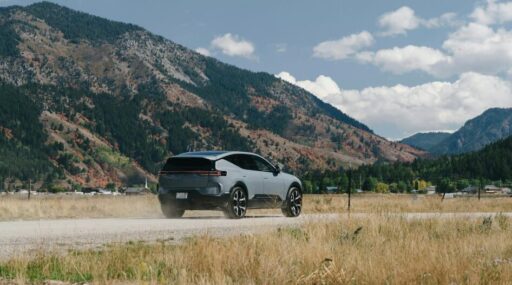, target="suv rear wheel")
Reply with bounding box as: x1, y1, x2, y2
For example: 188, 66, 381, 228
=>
224, 186, 247, 219
161, 203, 185, 218
282, 186, 302, 217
